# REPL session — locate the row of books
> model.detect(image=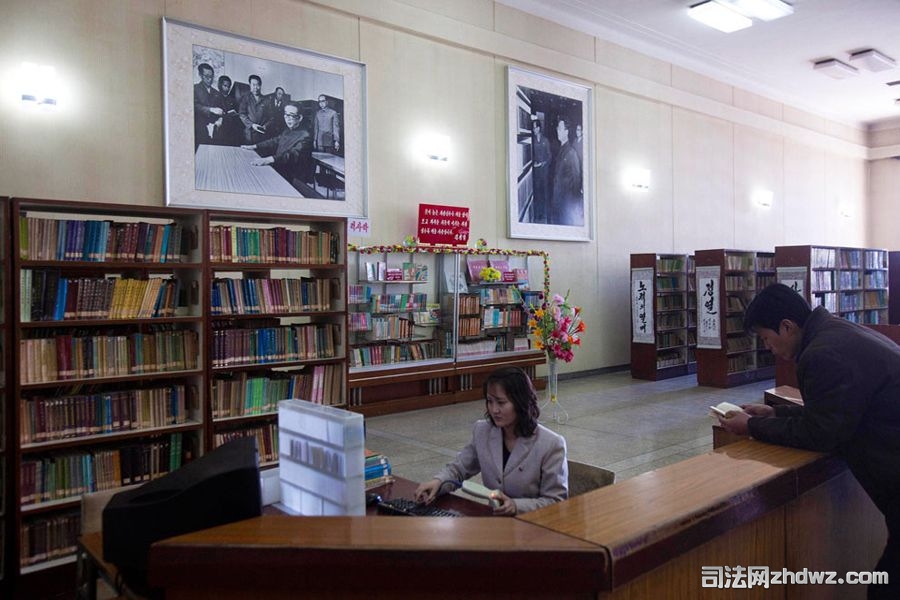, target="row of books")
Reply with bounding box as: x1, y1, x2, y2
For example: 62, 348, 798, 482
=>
465, 257, 528, 284
21, 270, 184, 322
369, 292, 428, 313
348, 284, 373, 304
363, 261, 428, 282
20, 384, 189, 444
477, 287, 522, 305
20, 512, 79, 567
457, 336, 530, 356
19, 216, 192, 263
211, 364, 344, 418
348, 340, 443, 367
211, 276, 337, 315
20, 433, 186, 505
457, 294, 481, 315
210, 323, 339, 368
209, 224, 340, 264
214, 423, 279, 464
20, 330, 200, 384
481, 307, 524, 329
366, 314, 415, 340
365, 449, 393, 489
458, 316, 483, 337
